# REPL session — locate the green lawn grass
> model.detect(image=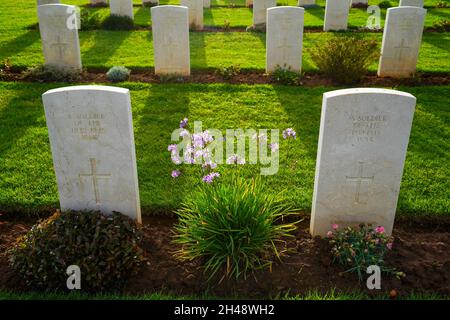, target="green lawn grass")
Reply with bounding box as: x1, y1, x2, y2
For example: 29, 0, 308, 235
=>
1, 30, 449, 73
0, 82, 448, 215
